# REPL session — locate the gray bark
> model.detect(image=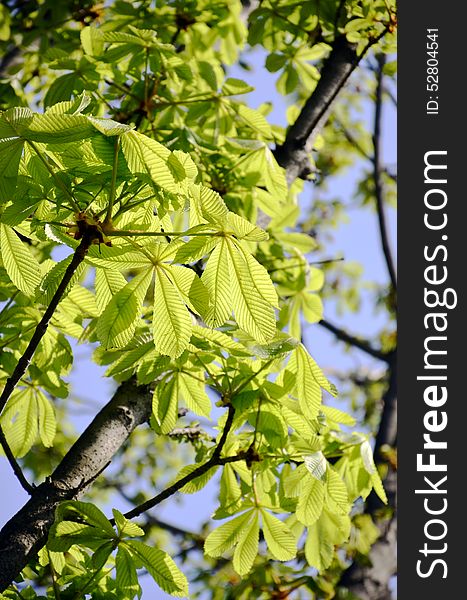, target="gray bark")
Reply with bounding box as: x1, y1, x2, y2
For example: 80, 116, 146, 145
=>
274, 36, 359, 182
0, 379, 151, 591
